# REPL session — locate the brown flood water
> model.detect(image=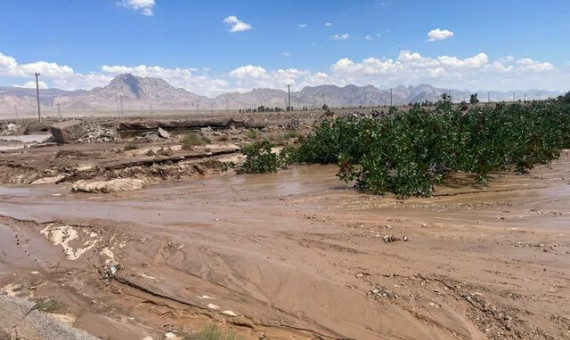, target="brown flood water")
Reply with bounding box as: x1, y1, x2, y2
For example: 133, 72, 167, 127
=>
0, 157, 569, 339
